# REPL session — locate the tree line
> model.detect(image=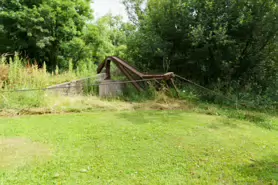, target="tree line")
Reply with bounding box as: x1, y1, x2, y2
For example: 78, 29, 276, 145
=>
124, 0, 278, 104
1, 0, 278, 104
0, 0, 131, 70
